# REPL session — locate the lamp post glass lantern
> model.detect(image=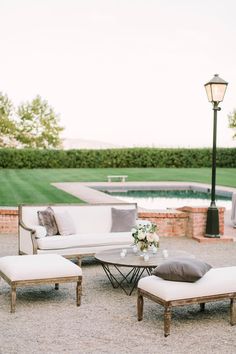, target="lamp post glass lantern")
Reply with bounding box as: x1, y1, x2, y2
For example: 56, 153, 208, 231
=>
204, 74, 228, 238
